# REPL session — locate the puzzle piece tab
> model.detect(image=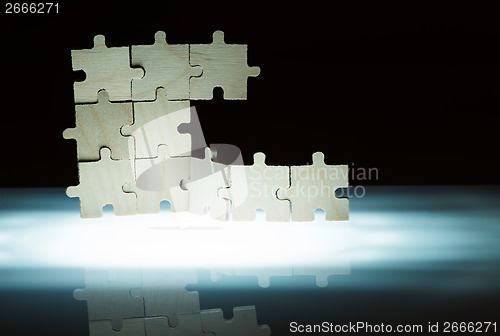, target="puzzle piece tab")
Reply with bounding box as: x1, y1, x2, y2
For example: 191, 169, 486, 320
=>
66, 147, 136, 218
145, 314, 210, 336
131, 31, 202, 101
130, 269, 200, 328
121, 88, 191, 159
63, 90, 134, 161
72, 35, 143, 103
89, 318, 146, 336
190, 31, 260, 100
74, 269, 144, 331
182, 147, 231, 220
200, 306, 271, 336
218, 152, 290, 221
277, 152, 348, 221
124, 145, 190, 214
